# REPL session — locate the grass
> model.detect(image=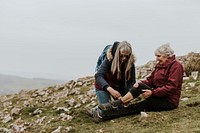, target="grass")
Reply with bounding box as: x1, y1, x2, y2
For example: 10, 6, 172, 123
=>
68, 104, 200, 133
0, 76, 200, 133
